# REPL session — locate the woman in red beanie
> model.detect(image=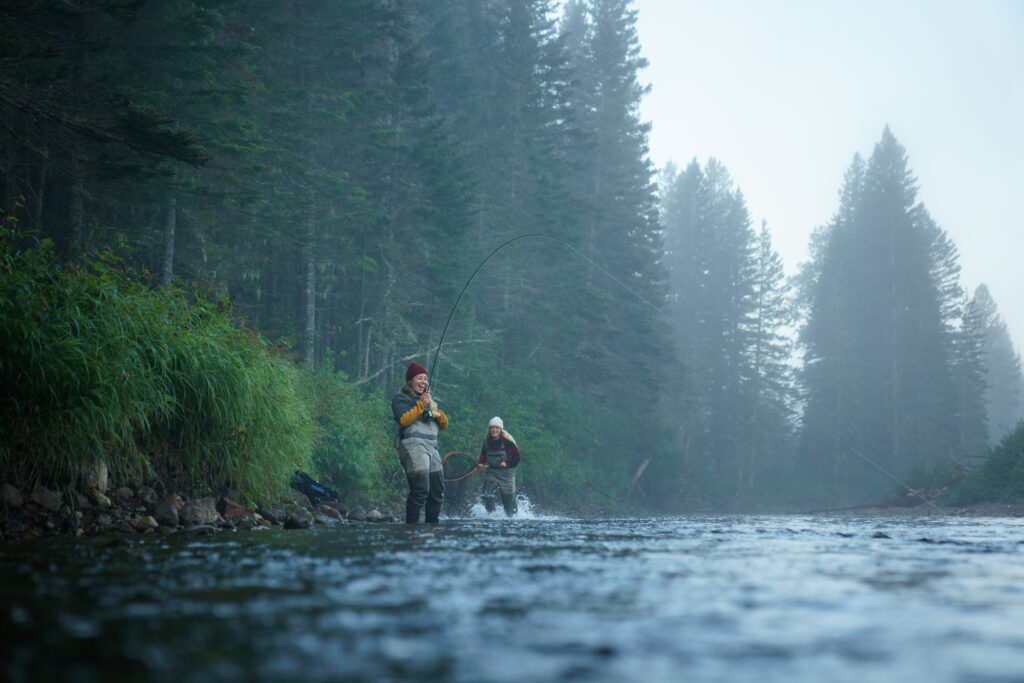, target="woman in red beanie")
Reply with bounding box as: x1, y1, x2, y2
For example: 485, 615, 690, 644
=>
391, 362, 449, 523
